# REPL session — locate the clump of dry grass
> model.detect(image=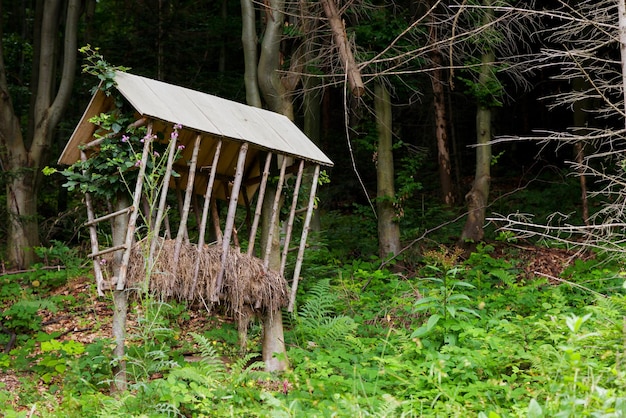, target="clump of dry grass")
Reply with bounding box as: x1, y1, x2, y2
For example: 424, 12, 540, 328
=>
126, 238, 289, 325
